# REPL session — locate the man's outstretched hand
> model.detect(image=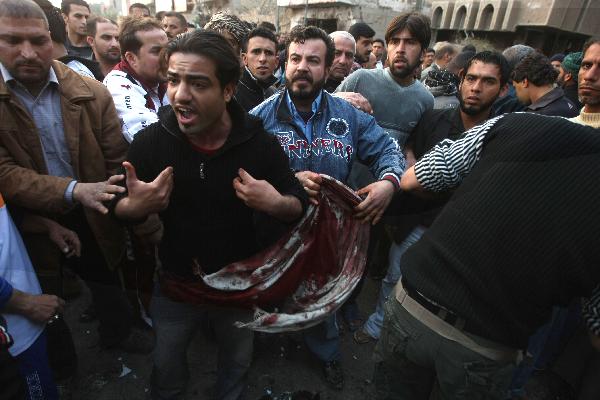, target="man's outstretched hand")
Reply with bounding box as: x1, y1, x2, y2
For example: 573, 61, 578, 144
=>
73, 175, 126, 214
114, 161, 174, 220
